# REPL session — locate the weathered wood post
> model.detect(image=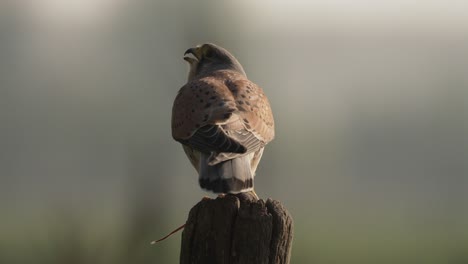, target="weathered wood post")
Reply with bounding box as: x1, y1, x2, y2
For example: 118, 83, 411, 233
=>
180, 192, 293, 264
